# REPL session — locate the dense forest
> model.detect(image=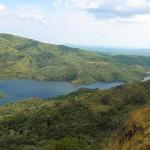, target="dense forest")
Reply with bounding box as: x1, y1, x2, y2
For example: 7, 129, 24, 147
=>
0, 81, 149, 150
0, 33, 150, 84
